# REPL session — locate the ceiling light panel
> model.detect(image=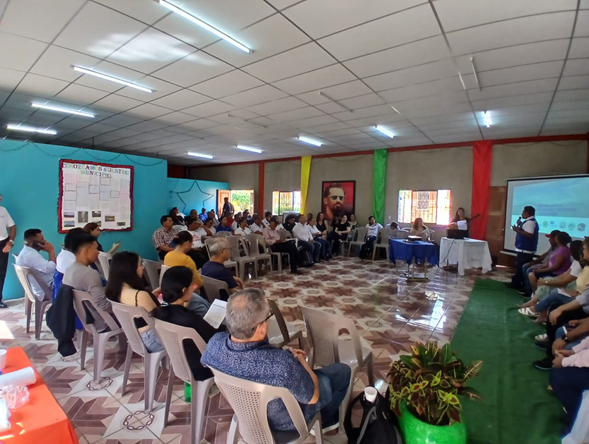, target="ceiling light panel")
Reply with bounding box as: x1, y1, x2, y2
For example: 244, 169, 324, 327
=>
7, 124, 57, 135
31, 102, 95, 118
72, 66, 153, 93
